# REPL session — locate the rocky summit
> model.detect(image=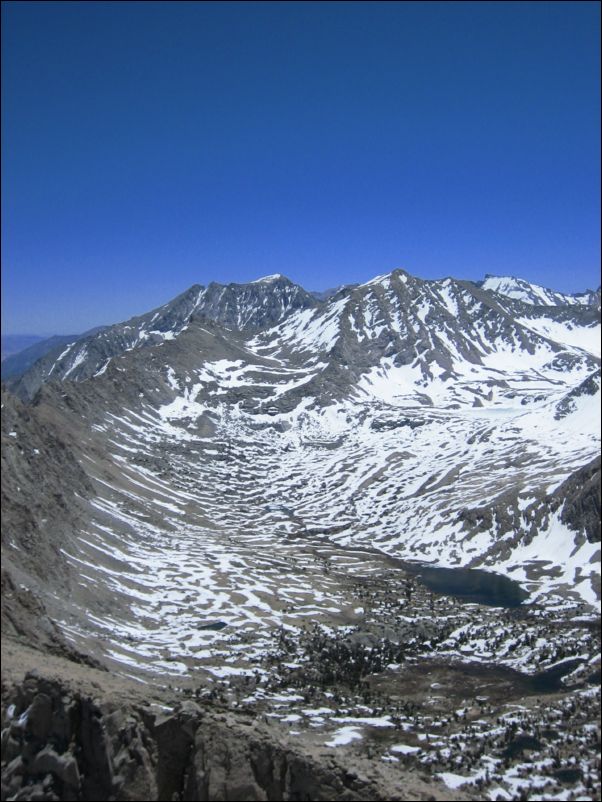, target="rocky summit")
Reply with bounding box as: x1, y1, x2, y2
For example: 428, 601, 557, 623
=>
1, 268, 601, 802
